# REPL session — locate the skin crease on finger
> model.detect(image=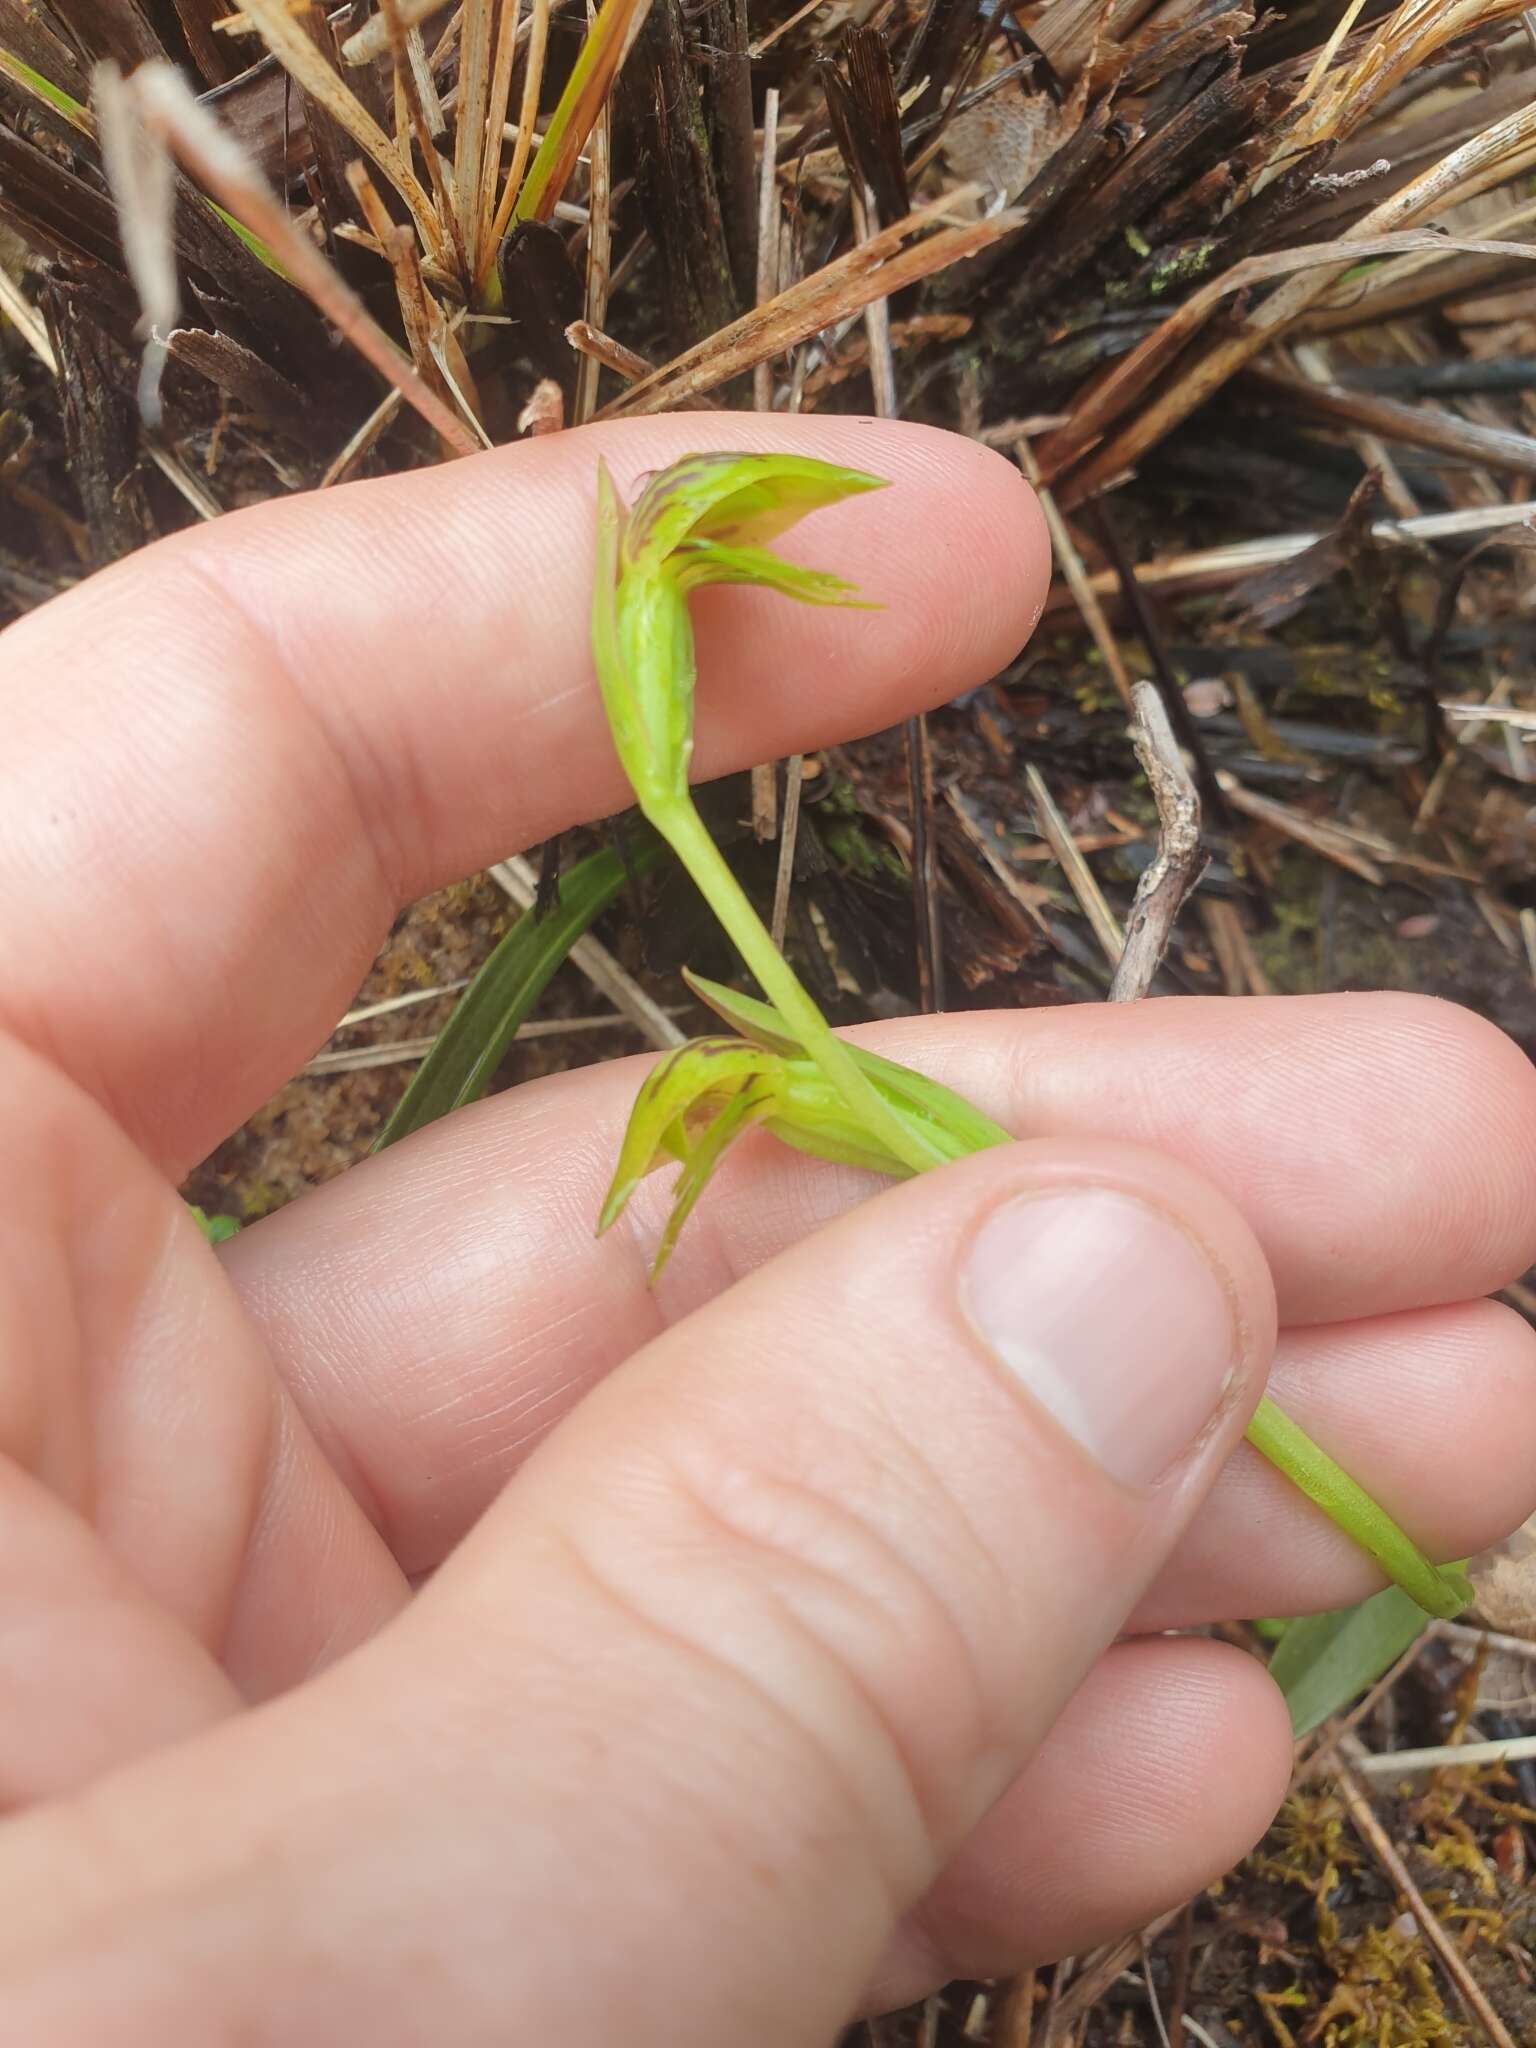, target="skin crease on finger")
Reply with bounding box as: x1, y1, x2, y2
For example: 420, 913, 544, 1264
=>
221, 989, 1536, 1586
